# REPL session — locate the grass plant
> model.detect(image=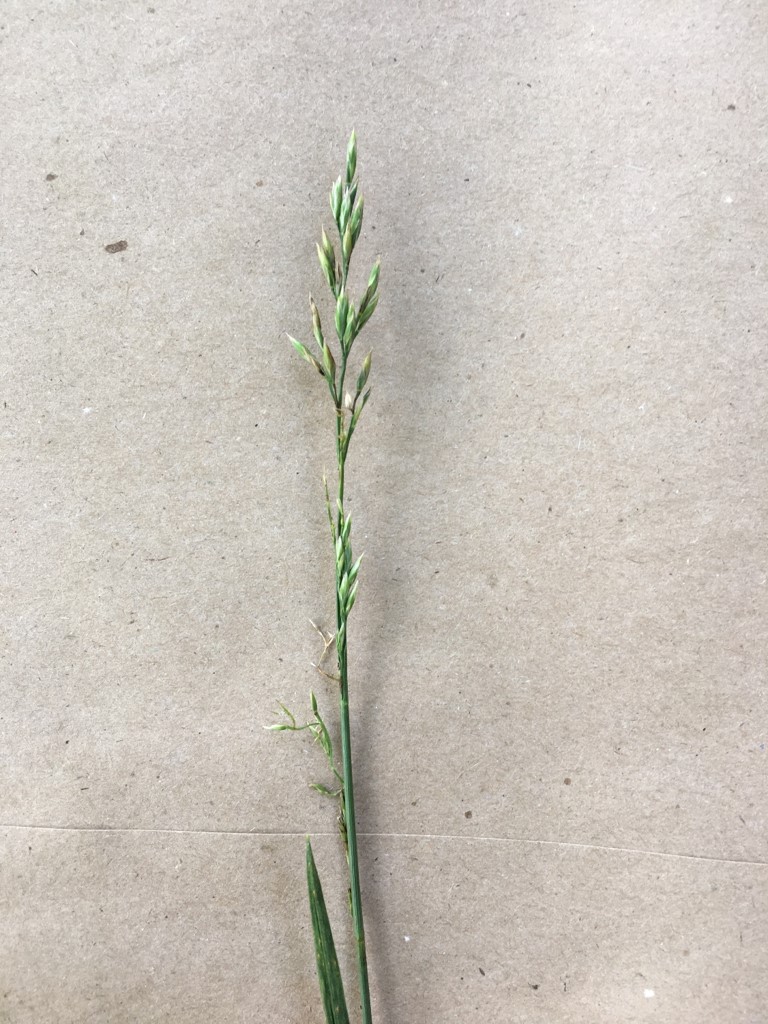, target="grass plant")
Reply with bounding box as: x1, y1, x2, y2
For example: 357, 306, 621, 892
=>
267, 131, 379, 1024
